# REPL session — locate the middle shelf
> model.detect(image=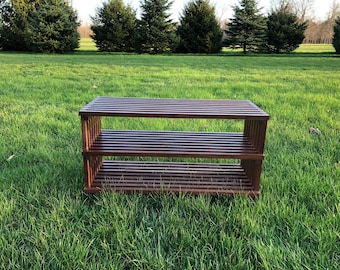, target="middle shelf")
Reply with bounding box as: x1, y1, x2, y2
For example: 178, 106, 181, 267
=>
83, 130, 263, 159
